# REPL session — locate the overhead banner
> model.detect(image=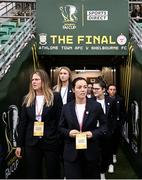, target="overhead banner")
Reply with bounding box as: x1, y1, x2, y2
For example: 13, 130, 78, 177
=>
36, 0, 128, 55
